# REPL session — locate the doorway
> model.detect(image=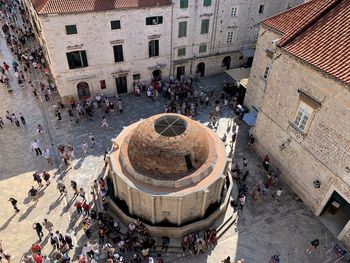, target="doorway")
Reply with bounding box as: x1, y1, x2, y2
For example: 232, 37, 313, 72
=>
176, 66, 185, 80
77, 81, 91, 100
196, 62, 205, 77
319, 191, 350, 237
246, 57, 254, 68
116, 76, 128, 94
152, 69, 162, 81
222, 56, 231, 70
